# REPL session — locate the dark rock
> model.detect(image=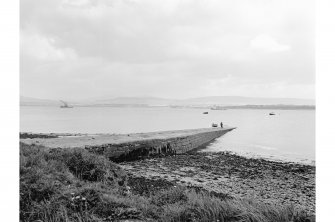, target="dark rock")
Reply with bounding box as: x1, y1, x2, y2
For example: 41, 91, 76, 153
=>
305, 215, 315, 222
